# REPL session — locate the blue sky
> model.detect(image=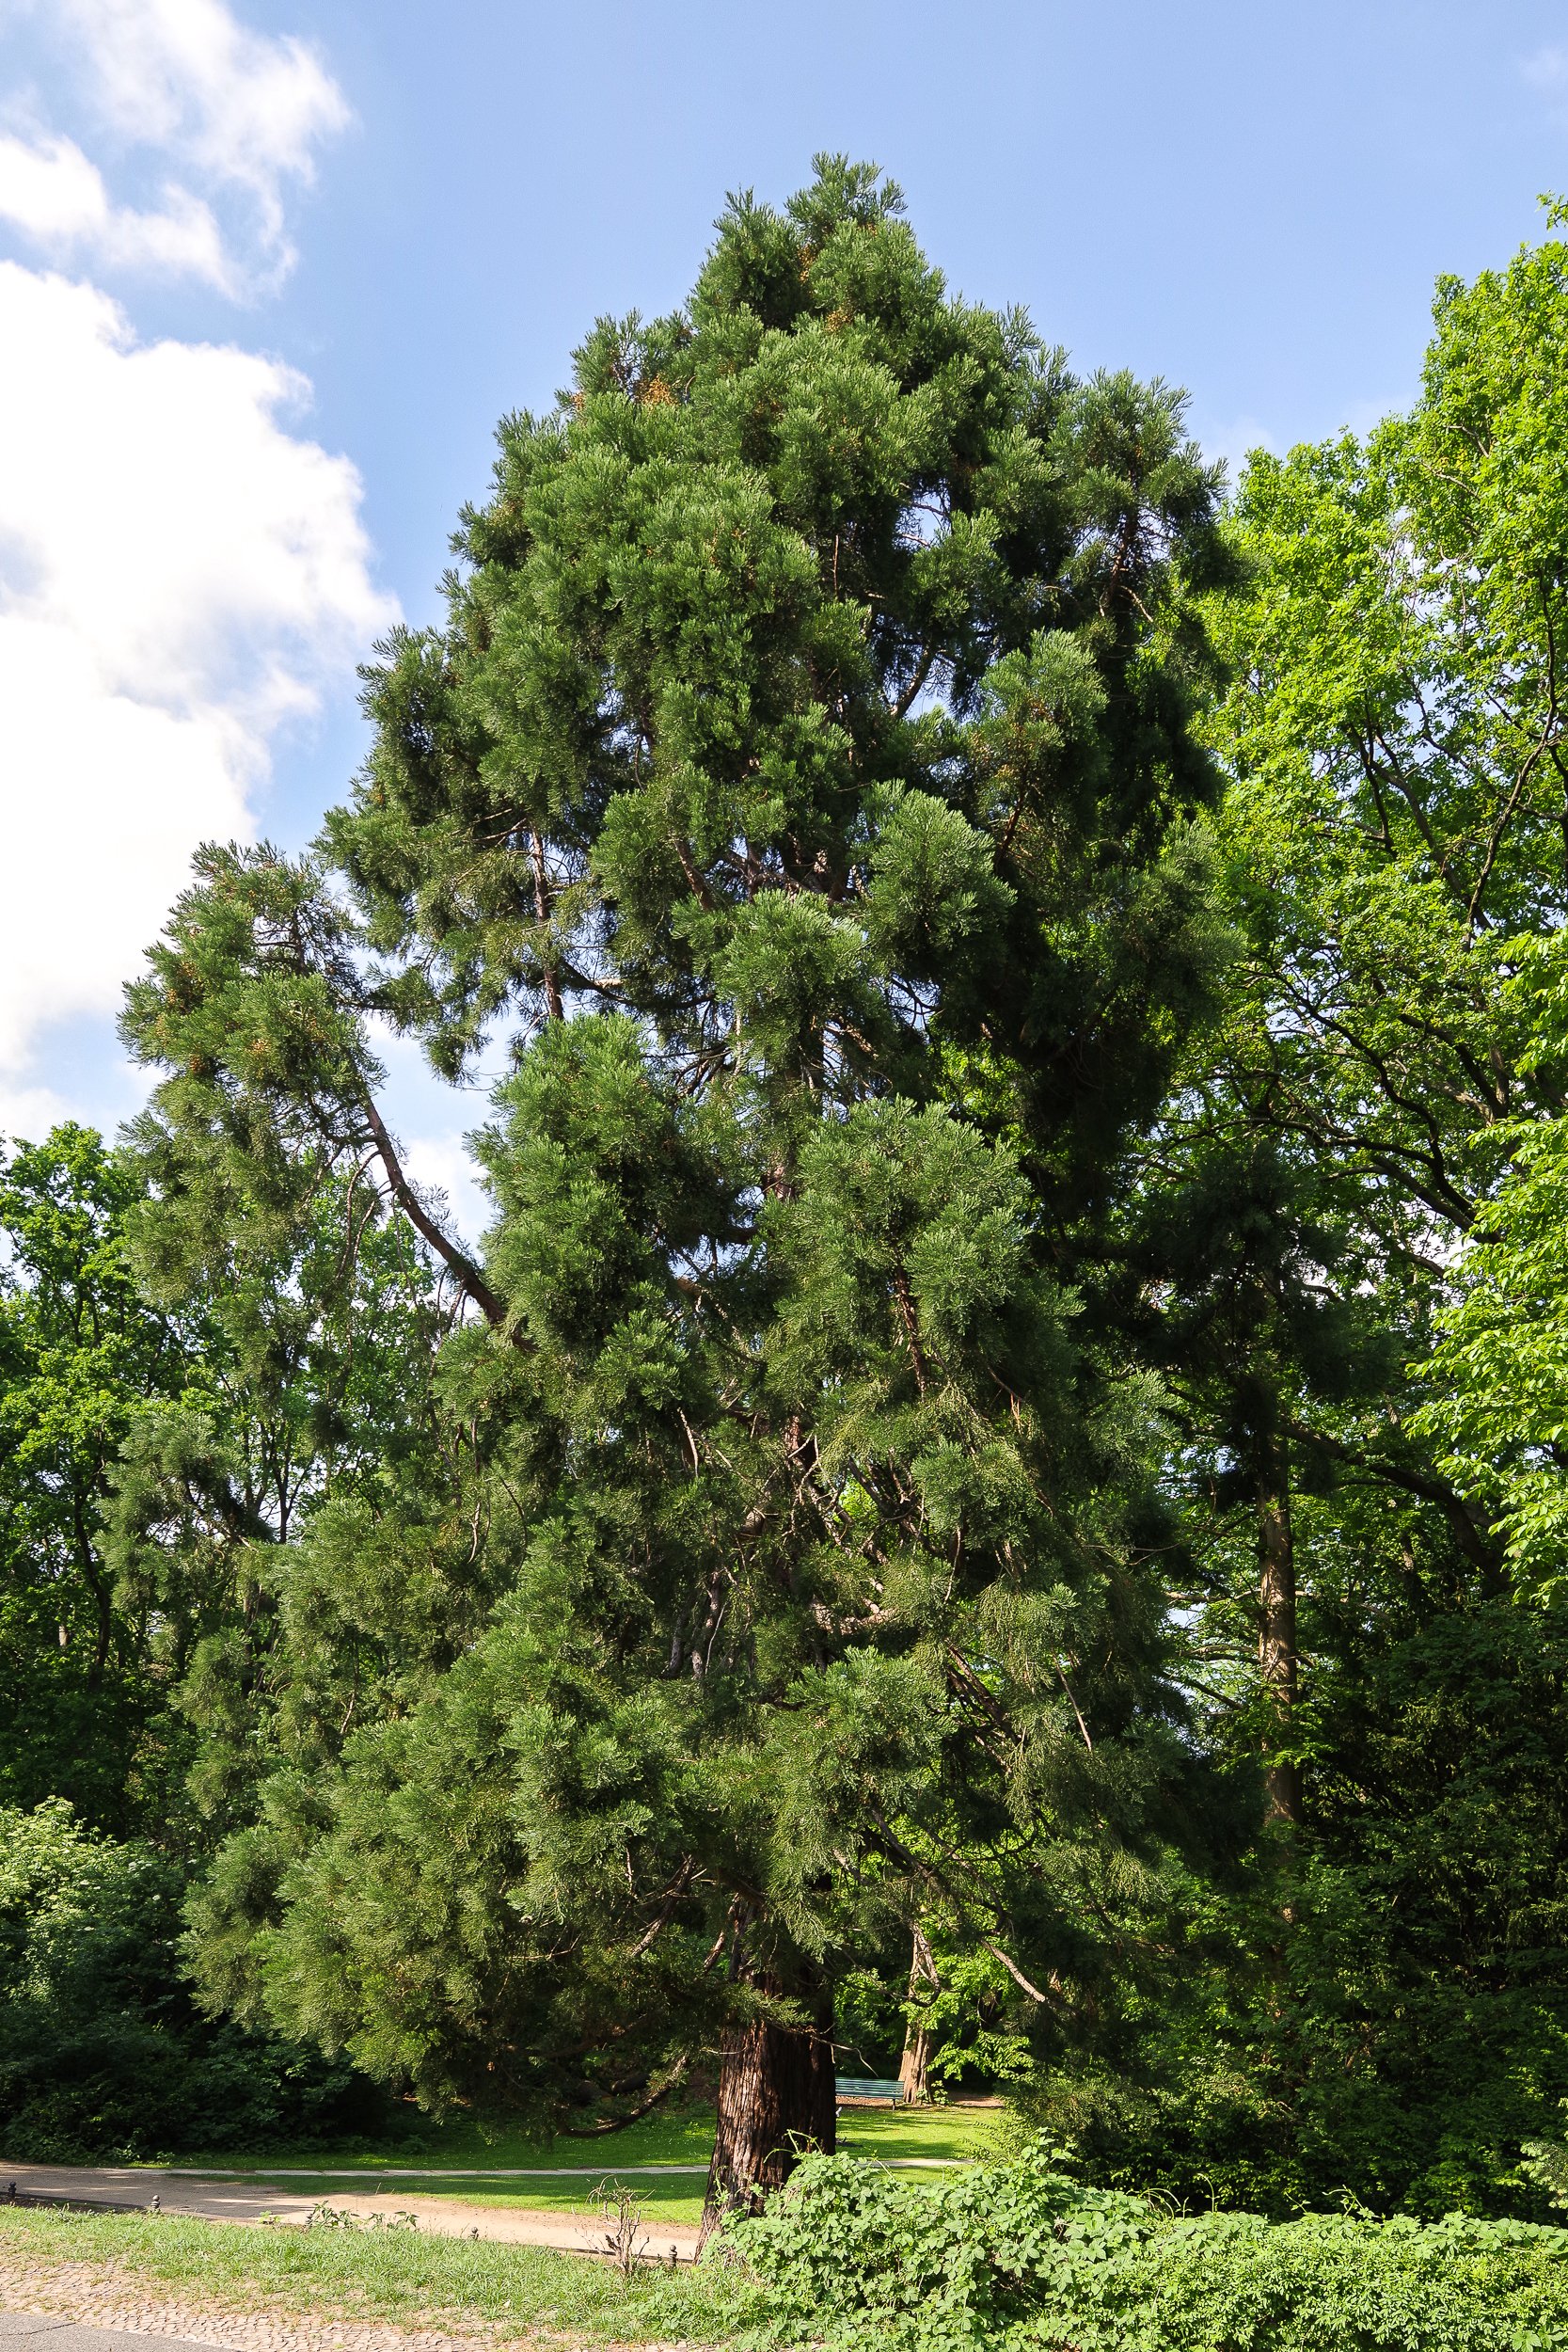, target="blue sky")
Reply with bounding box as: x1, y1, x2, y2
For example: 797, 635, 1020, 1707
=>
2, 0, 1566, 1232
